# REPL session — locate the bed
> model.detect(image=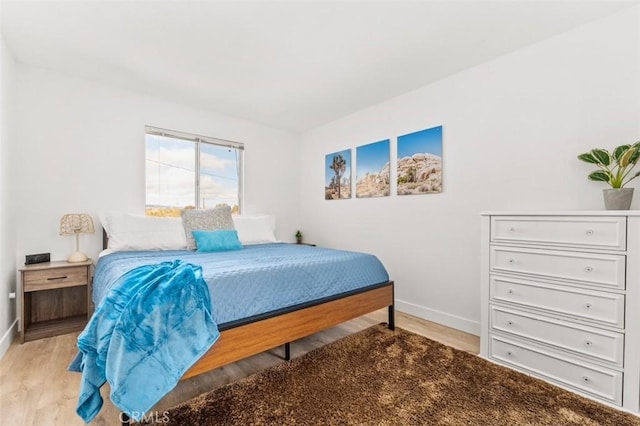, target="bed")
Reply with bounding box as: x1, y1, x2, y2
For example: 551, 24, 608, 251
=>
78, 215, 394, 423
94, 241, 395, 380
